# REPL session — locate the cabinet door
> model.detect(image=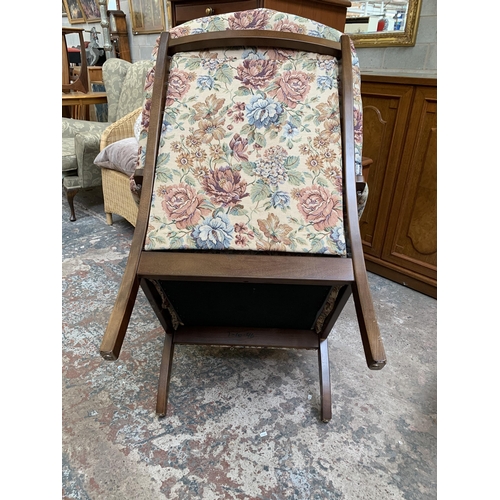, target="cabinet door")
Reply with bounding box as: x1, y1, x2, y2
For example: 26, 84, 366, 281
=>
381, 86, 437, 285
359, 82, 414, 259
